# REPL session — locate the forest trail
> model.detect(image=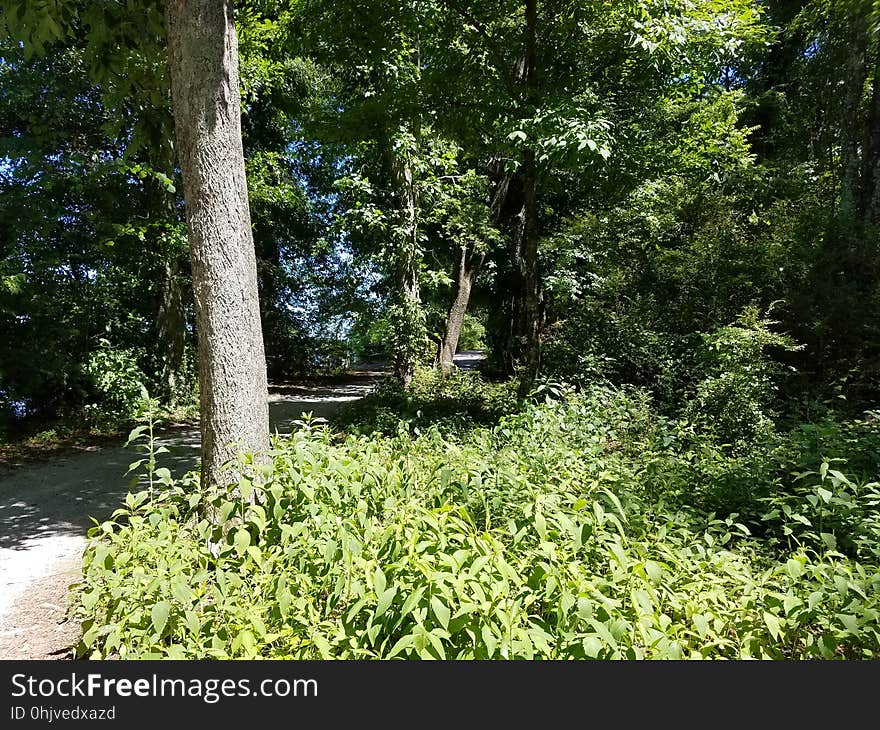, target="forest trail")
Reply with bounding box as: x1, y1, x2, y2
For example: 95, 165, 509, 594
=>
0, 370, 383, 660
